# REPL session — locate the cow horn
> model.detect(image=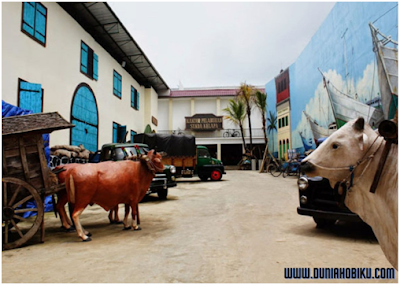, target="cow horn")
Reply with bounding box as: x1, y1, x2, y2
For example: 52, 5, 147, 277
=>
353, 117, 364, 131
